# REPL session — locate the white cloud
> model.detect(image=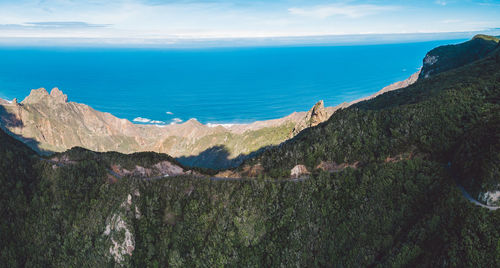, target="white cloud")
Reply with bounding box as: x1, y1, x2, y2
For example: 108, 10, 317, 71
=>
0, 0, 498, 44
288, 4, 396, 19
166, 111, 173, 115
150, 120, 165, 124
